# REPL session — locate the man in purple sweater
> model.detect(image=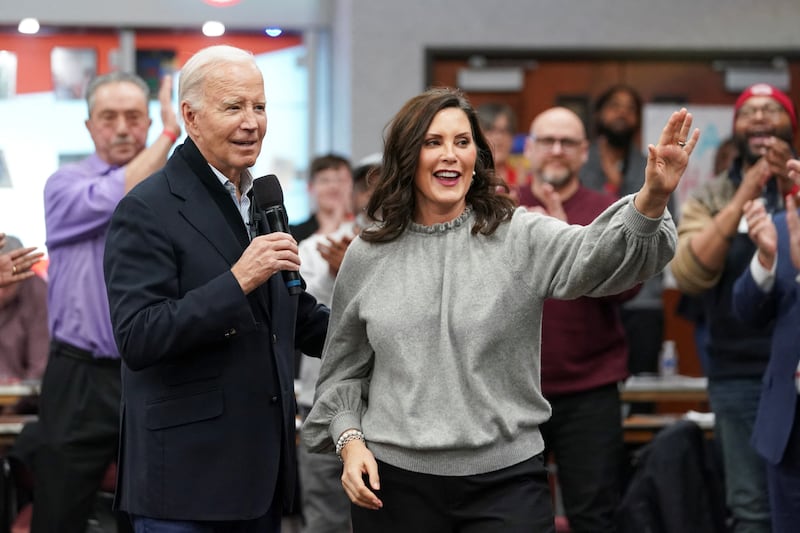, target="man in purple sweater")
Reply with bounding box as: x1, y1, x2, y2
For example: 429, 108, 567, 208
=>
33, 71, 181, 532
518, 107, 641, 533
